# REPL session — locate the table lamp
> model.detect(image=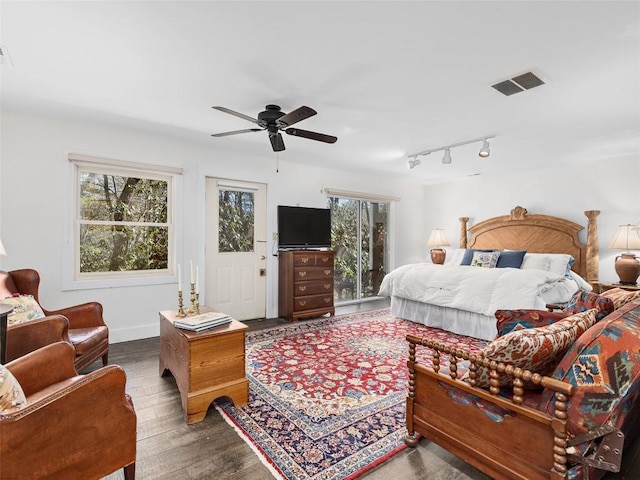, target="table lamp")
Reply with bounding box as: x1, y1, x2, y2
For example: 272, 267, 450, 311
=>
608, 224, 640, 285
426, 229, 450, 265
